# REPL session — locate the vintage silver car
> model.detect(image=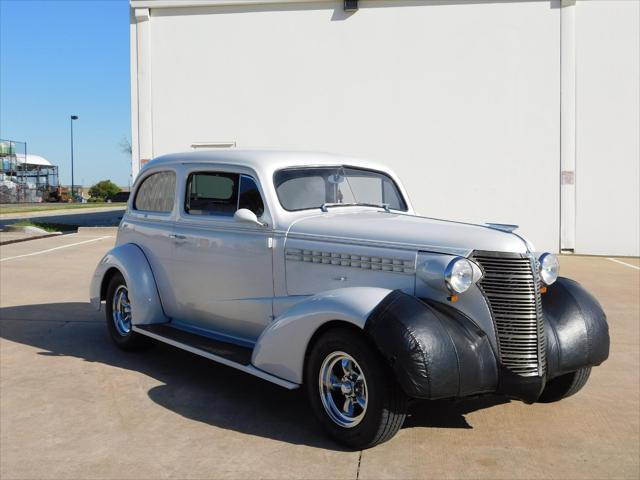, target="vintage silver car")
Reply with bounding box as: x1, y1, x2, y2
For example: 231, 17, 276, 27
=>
90, 150, 609, 449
